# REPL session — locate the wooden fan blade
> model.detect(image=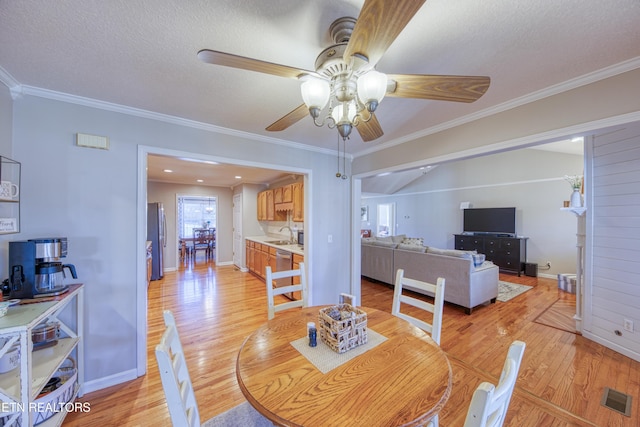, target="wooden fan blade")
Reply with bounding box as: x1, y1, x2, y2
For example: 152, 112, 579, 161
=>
266, 104, 309, 132
344, 0, 426, 67
197, 49, 315, 79
356, 112, 384, 142
386, 74, 490, 103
